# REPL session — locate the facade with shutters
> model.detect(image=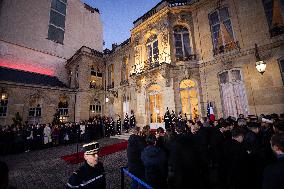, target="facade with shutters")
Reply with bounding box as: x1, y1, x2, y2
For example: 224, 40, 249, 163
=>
0, 0, 284, 126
